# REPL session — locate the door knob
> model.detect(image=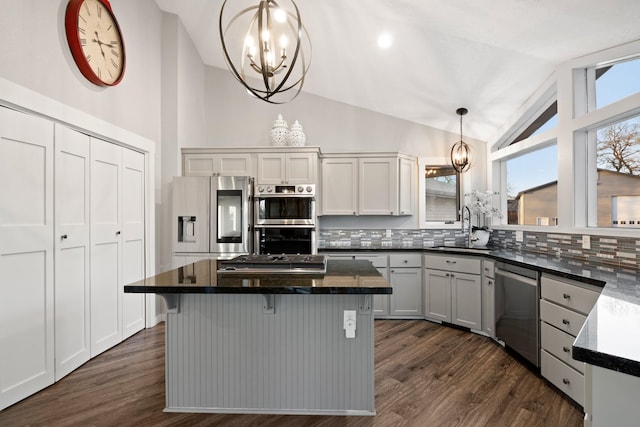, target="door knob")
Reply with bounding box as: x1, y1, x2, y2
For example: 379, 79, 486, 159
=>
116, 231, 121, 235
61, 234, 68, 239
